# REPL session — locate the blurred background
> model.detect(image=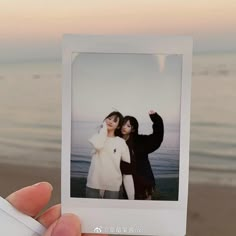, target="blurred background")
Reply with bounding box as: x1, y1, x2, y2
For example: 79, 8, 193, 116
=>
0, 1, 236, 235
